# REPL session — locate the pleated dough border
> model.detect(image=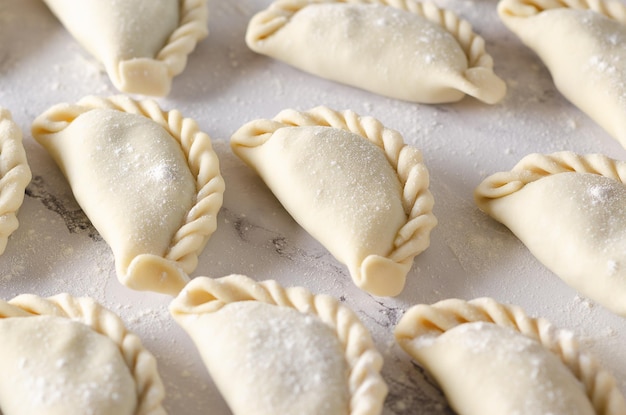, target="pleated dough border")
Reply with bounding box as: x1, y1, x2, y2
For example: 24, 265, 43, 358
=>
0, 293, 166, 415
474, 151, 626, 209
498, 0, 626, 22
0, 108, 32, 255
231, 106, 437, 281
394, 297, 626, 415
247, 0, 499, 80
170, 274, 388, 415
31, 95, 225, 283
